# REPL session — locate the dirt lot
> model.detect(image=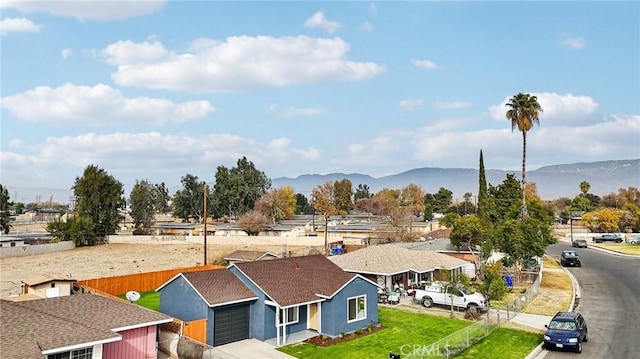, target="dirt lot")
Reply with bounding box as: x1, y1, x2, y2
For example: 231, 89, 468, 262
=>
0, 237, 324, 297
